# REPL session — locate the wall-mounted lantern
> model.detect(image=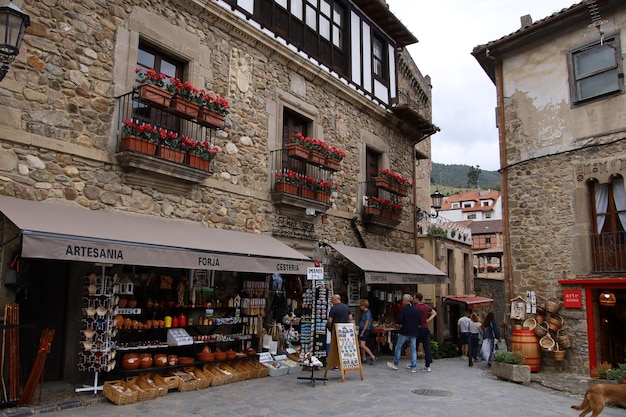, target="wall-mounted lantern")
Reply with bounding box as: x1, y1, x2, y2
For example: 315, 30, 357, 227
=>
0, 1, 30, 81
